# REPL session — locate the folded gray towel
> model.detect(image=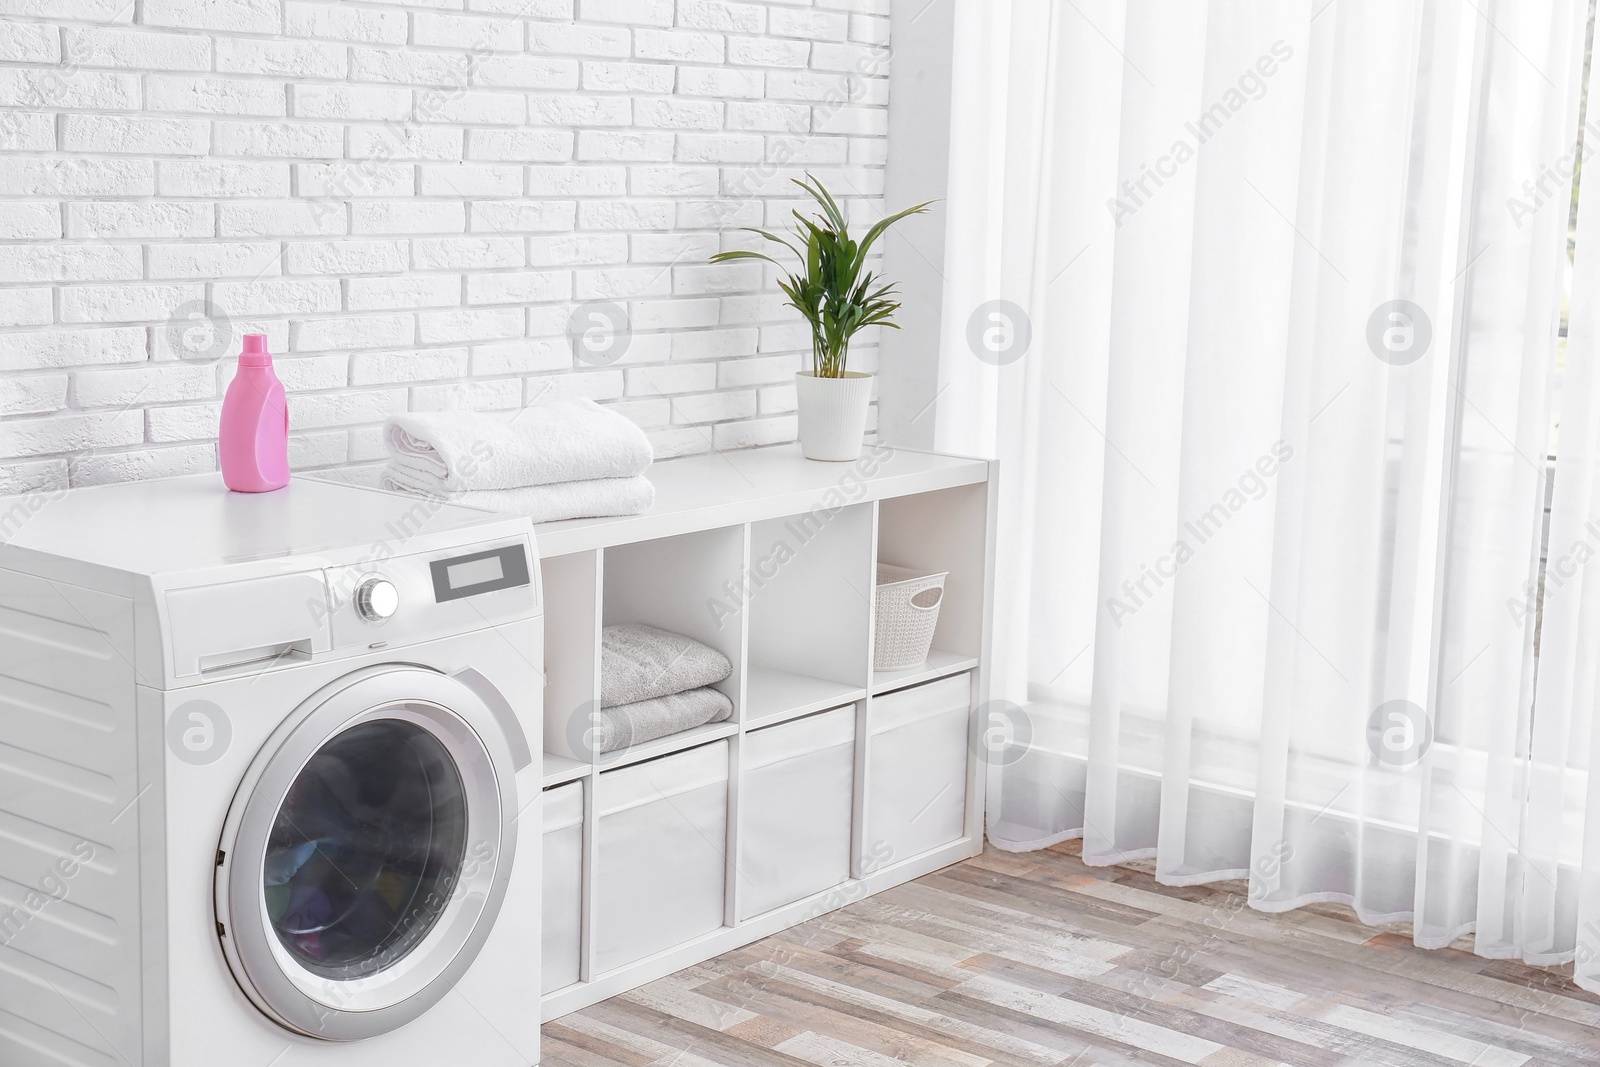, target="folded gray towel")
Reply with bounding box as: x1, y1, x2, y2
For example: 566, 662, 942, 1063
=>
601, 623, 732, 708
597, 687, 734, 753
